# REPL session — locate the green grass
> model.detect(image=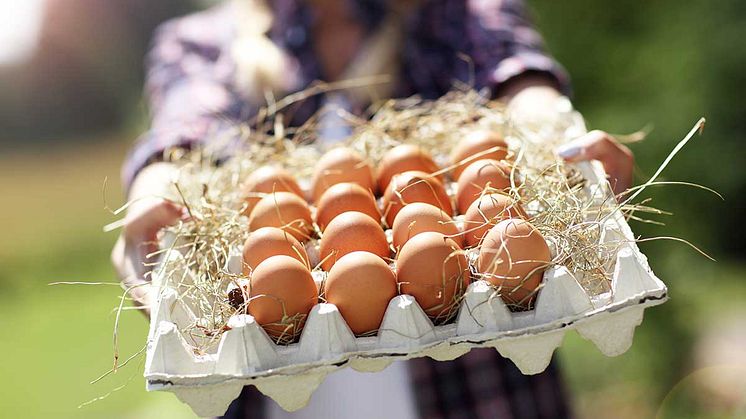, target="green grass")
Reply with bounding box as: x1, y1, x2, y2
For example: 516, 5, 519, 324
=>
0, 138, 195, 418
1, 136, 743, 418
558, 253, 746, 419
0, 259, 194, 419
